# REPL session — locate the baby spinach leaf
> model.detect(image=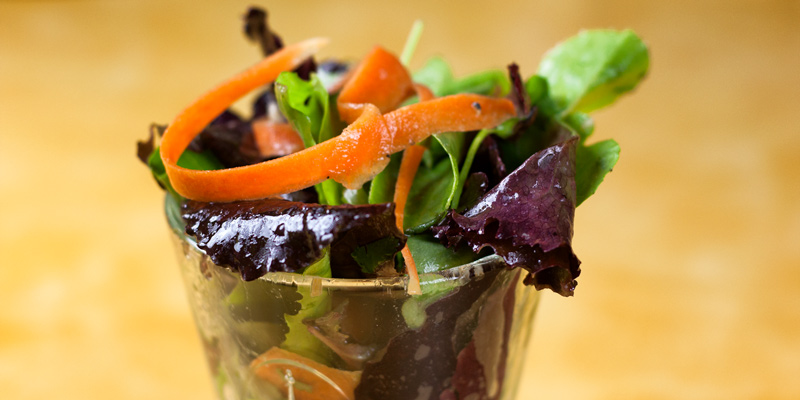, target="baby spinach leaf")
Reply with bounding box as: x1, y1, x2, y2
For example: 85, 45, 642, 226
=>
351, 236, 404, 274
414, 56, 510, 97
538, 29, 649, 115
432, 132, 465, 211
405, 233, 479, 274
442, 69, 510, 96
412, 56, 454, 96
525, 75, 560, 118
368, 153, 402, 204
